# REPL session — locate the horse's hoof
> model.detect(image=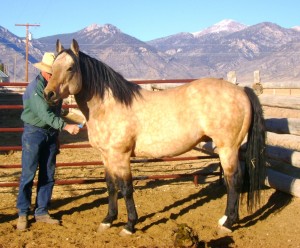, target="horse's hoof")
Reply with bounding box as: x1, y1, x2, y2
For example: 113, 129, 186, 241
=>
217, 224, 233, 234
218, 215, 228, 226
217, 215, 232, 233
119, 228, 133, 237
97, 223, 111, 233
